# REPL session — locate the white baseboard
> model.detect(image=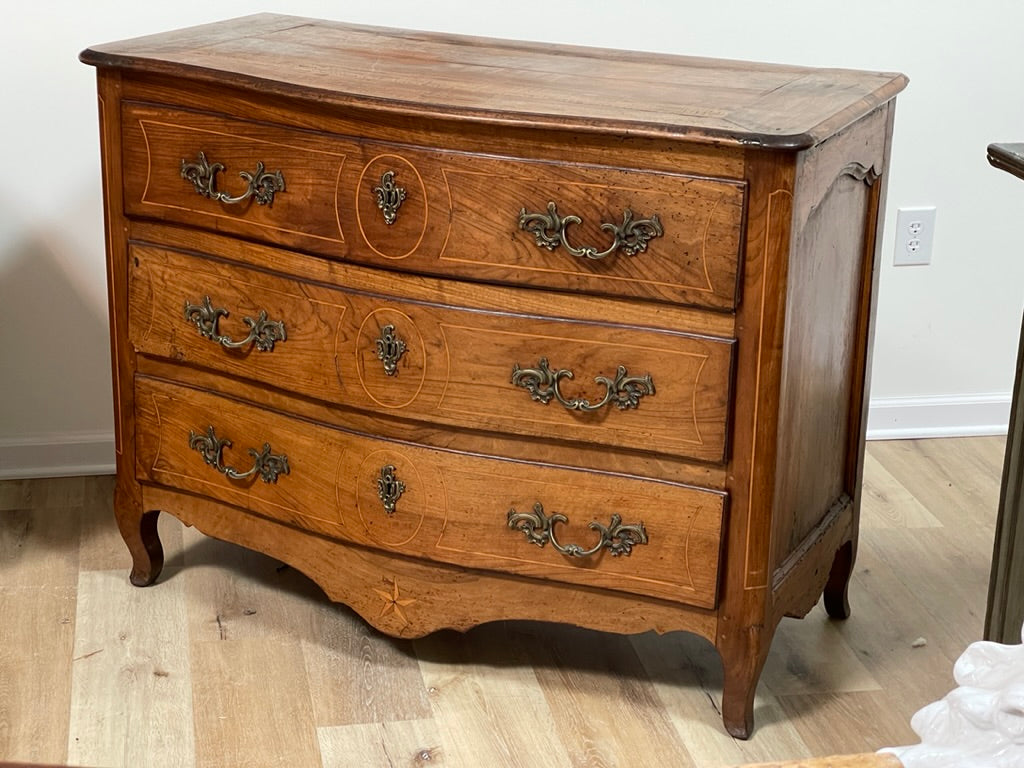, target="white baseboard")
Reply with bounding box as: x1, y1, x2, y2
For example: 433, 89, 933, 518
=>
0, 431, 116, 479
866, 393, 1011, 440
